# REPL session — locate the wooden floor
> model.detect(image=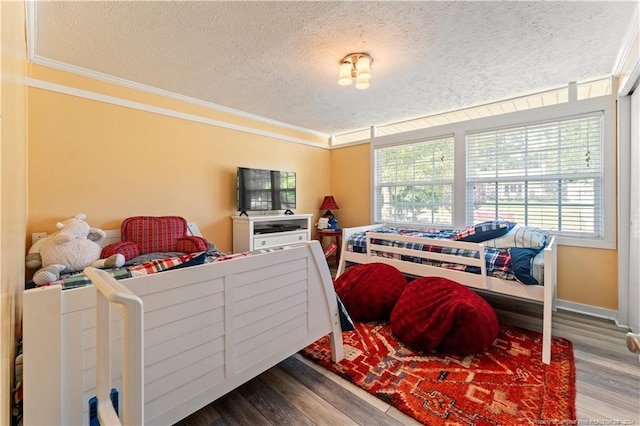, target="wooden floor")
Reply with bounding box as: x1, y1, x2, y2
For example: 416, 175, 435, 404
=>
176, 290, 640, 425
